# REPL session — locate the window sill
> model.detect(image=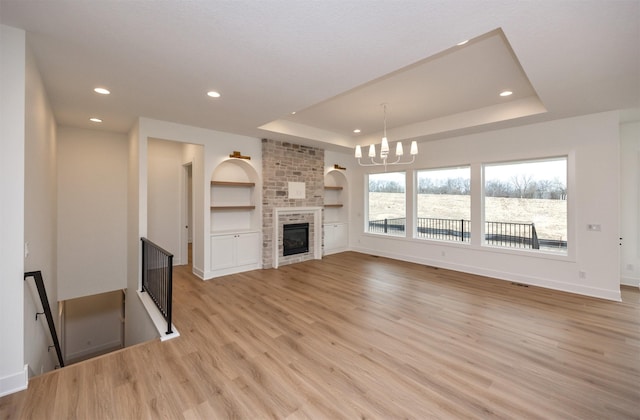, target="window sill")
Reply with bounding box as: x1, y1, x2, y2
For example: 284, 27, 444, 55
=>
362, 231, 574, 262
